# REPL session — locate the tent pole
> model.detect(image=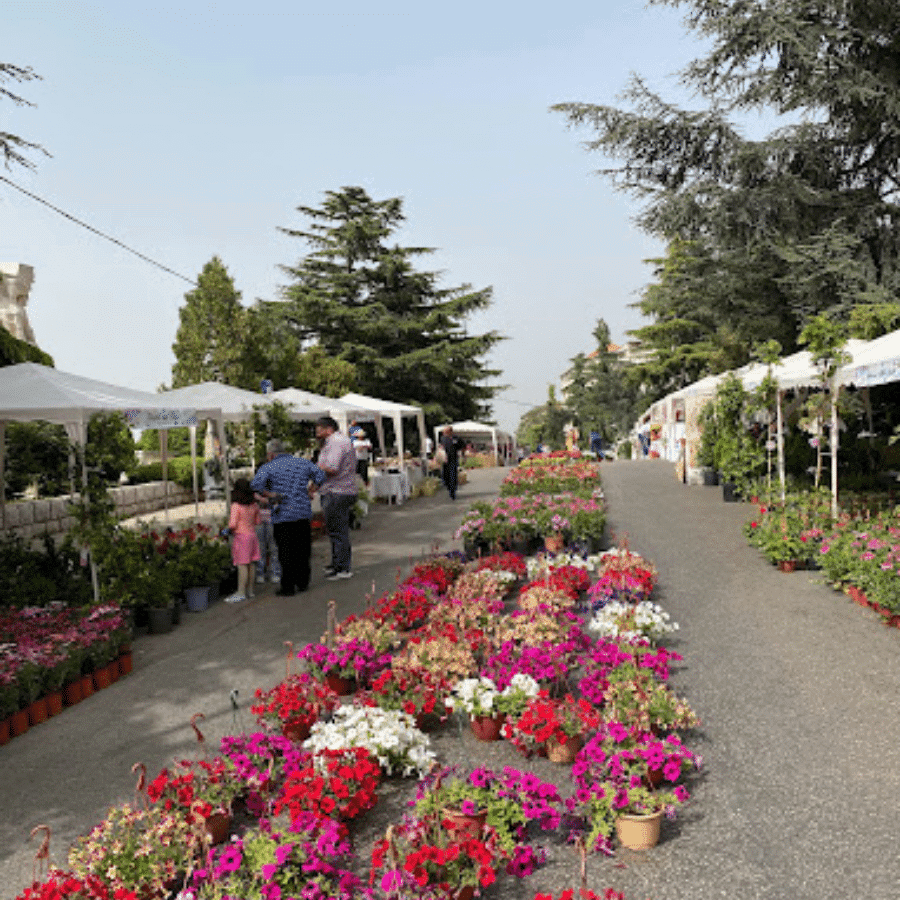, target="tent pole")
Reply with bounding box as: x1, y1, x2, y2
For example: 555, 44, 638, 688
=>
777, 391, 785, 503
218, 416, 232, 512
831, 383, 839, 519
159, 429, 169, 523
189, 424, 198, 519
